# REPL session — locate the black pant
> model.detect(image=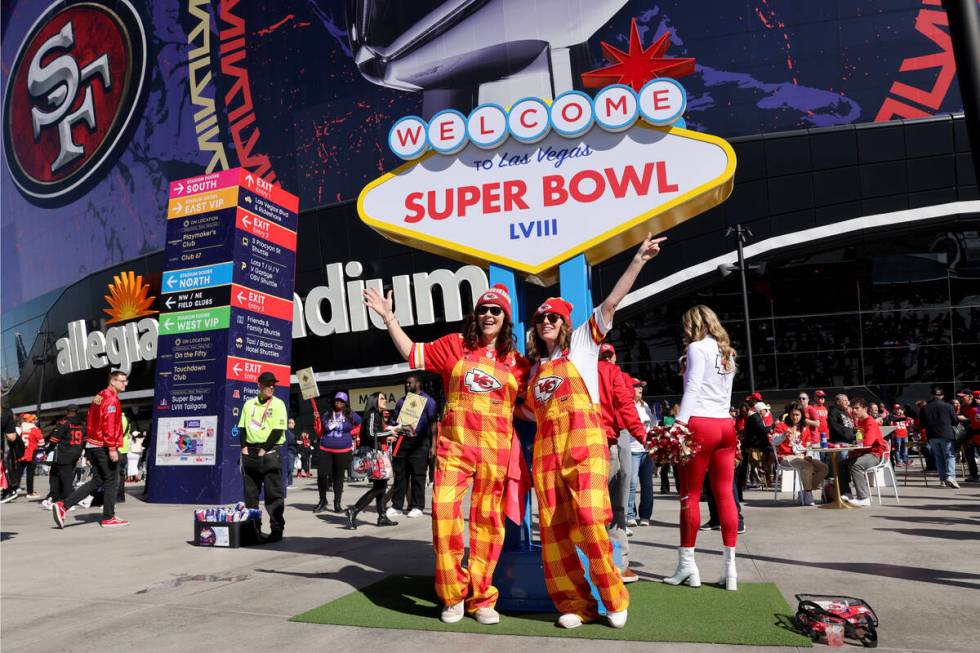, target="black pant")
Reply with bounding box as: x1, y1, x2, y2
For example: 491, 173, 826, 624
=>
24, 461, 37, 494
300, 450, 311, 474
353, 479, 388, 513
660, 463, 677, 492
242, 449, 284, 532
49, 451, 80, 502
317, 450, 352, 504
64, 448, 117, 519
391, 446, 428, 511
117, 453, 128, 501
